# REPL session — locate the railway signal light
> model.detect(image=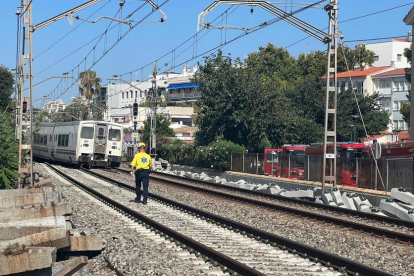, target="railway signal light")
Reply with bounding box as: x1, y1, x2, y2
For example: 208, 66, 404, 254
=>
133, 102, 138, 116
22, 101, 27, 114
